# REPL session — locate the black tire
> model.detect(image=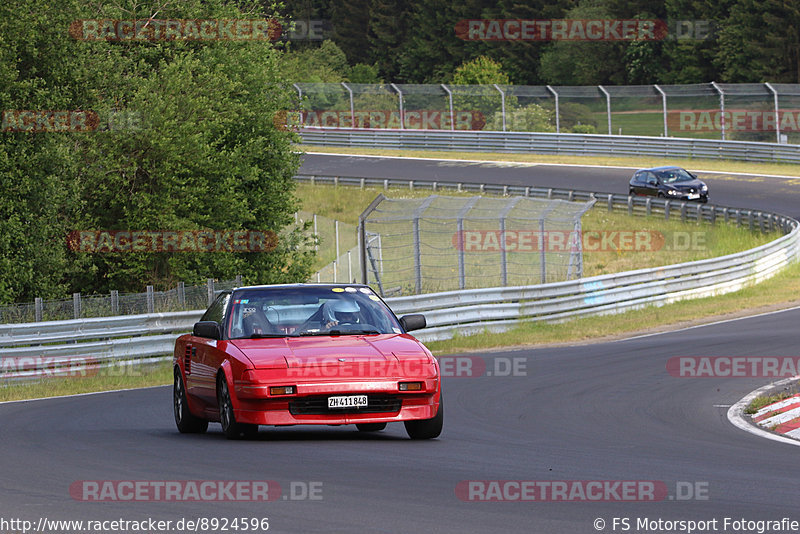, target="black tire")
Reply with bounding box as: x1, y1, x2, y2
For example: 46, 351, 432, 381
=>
174, 369, 208, 434
356, 422, 387, 432
628, 189, 634, 197
657, 192, 666, 198
217, 375, 258, 439
404, 392, 443, 440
